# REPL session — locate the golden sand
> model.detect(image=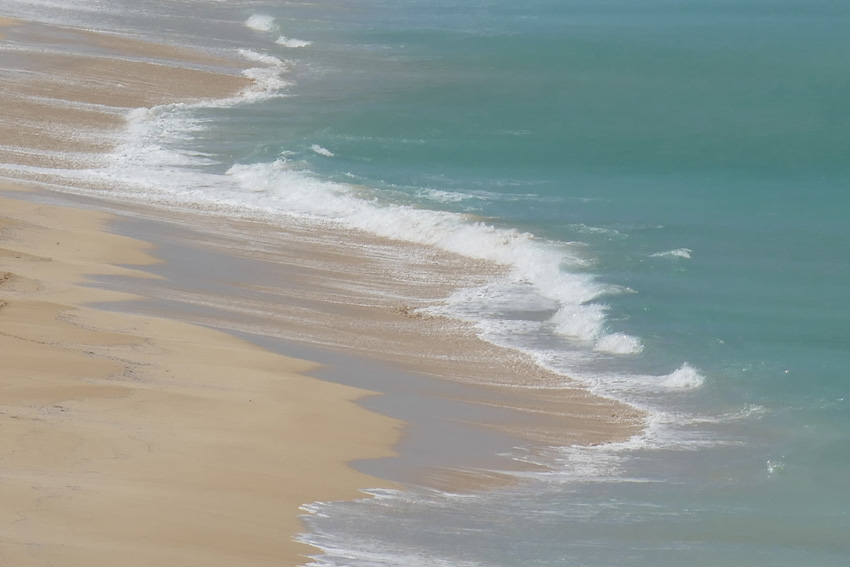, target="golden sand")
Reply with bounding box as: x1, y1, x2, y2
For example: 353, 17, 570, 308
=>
0, 192, 400, 566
